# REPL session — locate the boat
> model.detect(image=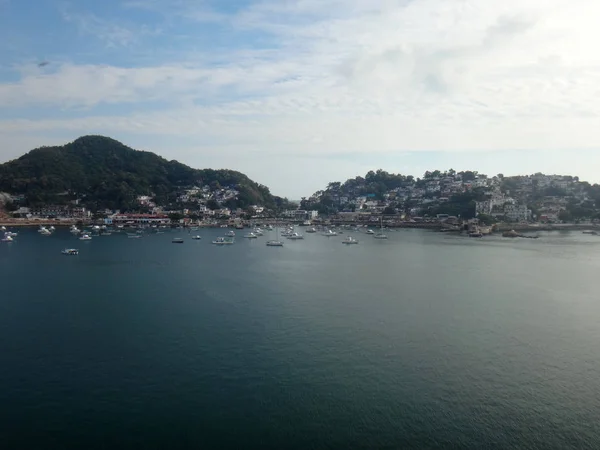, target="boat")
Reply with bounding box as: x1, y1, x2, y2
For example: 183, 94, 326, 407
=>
70, 226, 81, 234
365, 229, 375, 235
0, 226, 5, 231
287, 232, 304, 240
305, 227, 317, 233
39, 226, 52, 235
468, 232, 483, 238
61, 248, 79, 255
79, 234, 92, 240
342, 236, 359, 245
266, 225, 274, 231
322, 229, 337, 237
100, 231, 112, 236
172, 238, 184, 243
252, 228, 264, 236
212, 237, 234, 245
244, 232, 258, 239
502, 230, 520, 238
225, 230, 236, 237
1, 234, 14, 242
266, 227, 284, 247
5, 231, 17, 237
192, 235, 202, 240
127, 234, 142, 239
373, 218, 388, 240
